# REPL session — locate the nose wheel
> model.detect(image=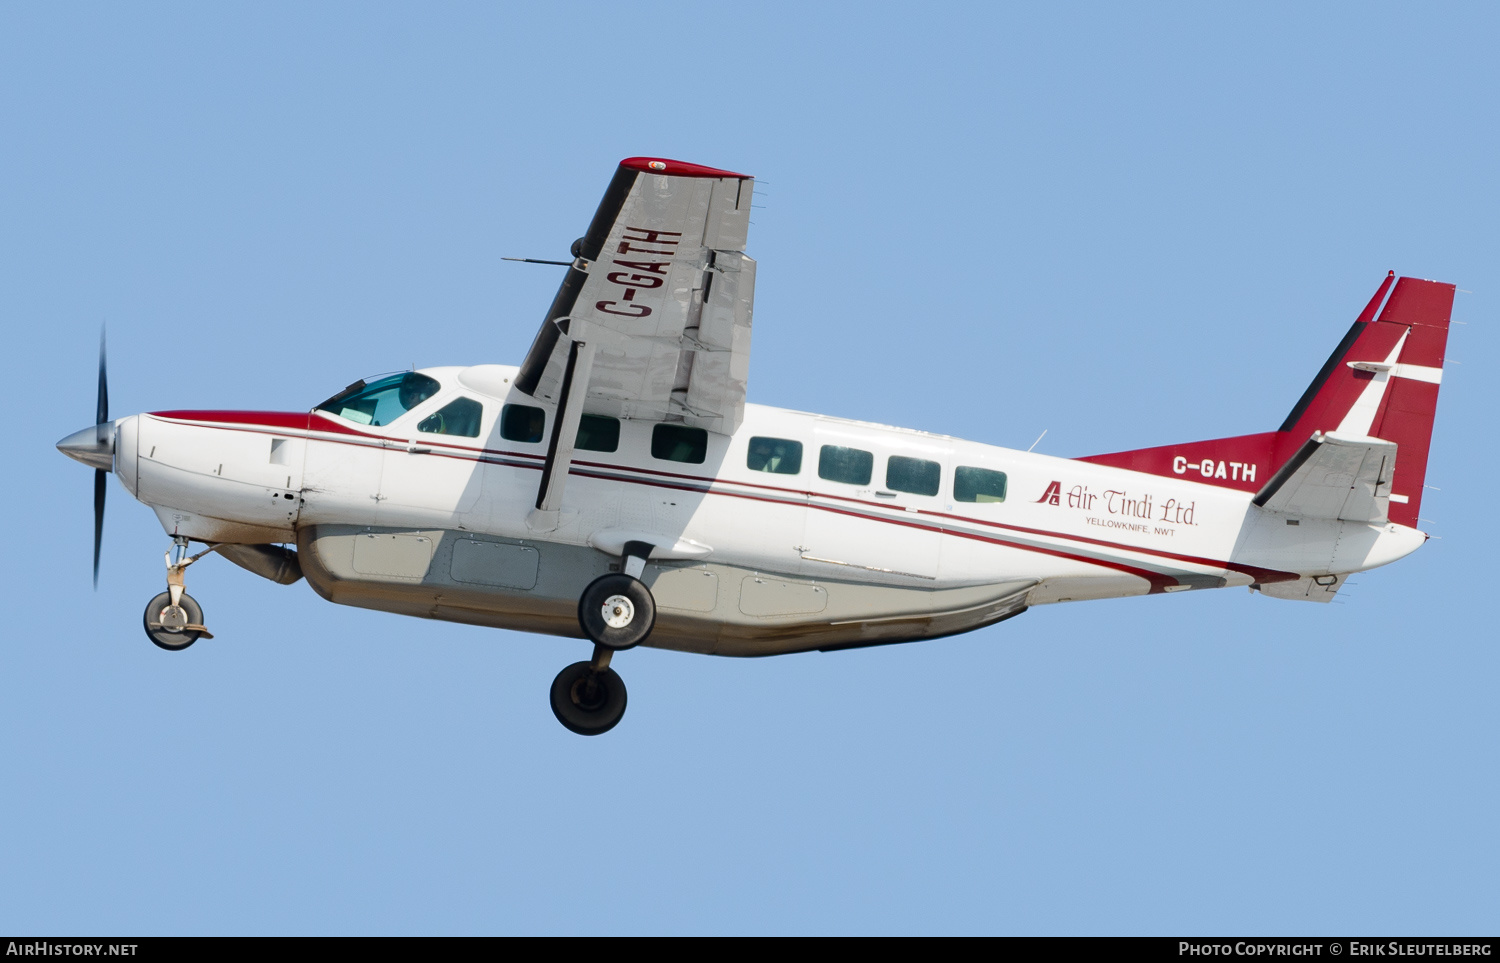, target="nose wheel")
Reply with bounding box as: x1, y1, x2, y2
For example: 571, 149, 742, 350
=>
142, 537, 216, 651
143, 591, 208, 650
